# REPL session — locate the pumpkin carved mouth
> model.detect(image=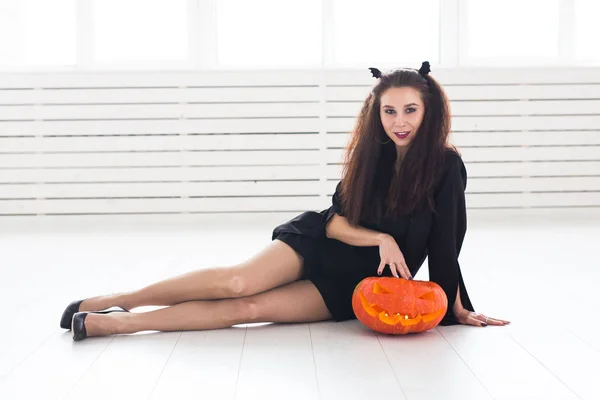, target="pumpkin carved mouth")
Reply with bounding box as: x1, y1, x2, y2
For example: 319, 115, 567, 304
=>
352, 277, 448, 334
358, 289, 444, 326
